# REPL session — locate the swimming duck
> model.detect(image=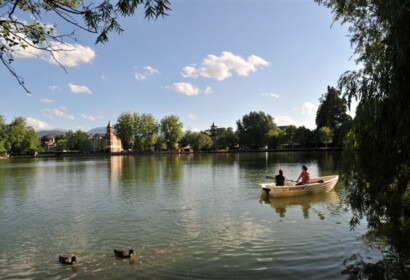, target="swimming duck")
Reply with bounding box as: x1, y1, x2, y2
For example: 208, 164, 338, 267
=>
114, 249, 134, 258
59, 255, 77, 265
